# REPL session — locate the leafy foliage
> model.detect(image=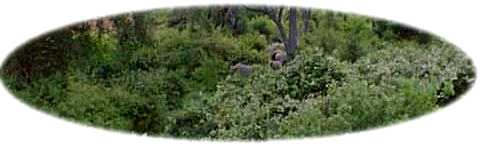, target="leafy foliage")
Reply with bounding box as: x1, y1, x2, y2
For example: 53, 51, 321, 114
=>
0, 6, 475, 140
